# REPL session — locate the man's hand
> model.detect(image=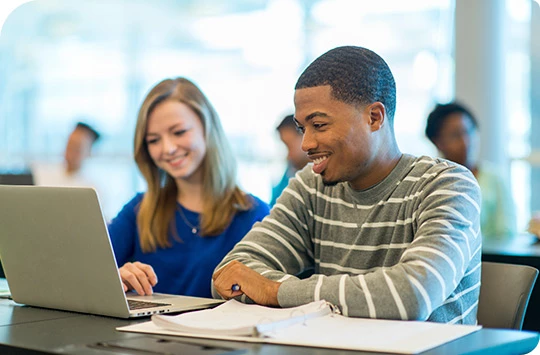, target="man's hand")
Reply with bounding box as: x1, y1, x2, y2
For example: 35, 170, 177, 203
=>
119, 261, 158, 295
212, 260, 281, 307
